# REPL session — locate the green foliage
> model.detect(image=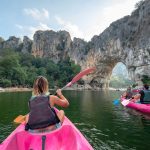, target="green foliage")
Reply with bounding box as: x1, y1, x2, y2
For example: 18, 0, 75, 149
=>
56, 58, 81, 87
0, 79, 12, 87
141, 75, 150, 85
132, 83, 138, 88
0, 49, 81, 88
